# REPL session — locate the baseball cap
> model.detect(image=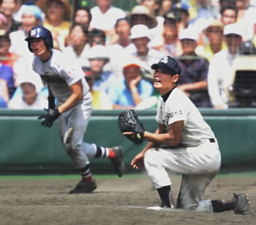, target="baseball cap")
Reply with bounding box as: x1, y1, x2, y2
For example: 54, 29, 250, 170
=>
151, 56, 181, 75
223, 23, 242, 37
122, 56, 141, 69
130, 24, 151, 40
22, 5, 43, 22
88, 45, 109, 61
179, 28, 198, 41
